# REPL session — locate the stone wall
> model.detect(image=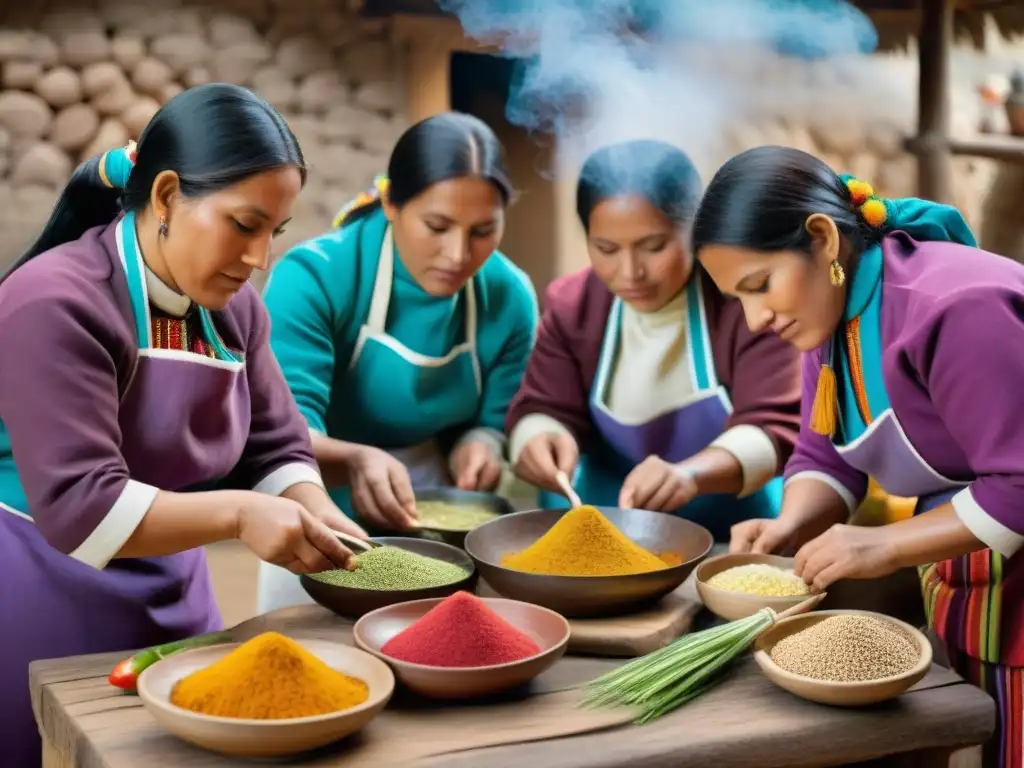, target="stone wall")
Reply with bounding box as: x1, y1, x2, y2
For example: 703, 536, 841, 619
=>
0, 0, 407, 270
2, 1, 1024, 278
